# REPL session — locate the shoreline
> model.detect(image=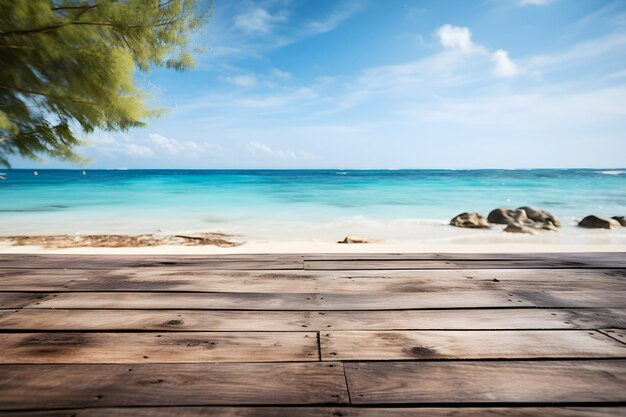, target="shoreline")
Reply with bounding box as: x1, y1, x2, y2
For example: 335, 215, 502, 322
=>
1, 236, 625, 254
